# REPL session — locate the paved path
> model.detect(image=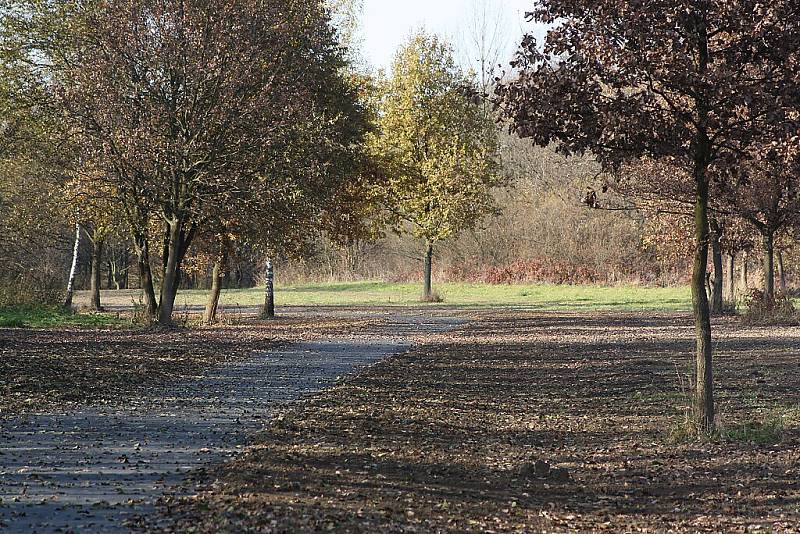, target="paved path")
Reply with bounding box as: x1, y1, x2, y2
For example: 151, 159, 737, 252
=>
0, 313, 463, 533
